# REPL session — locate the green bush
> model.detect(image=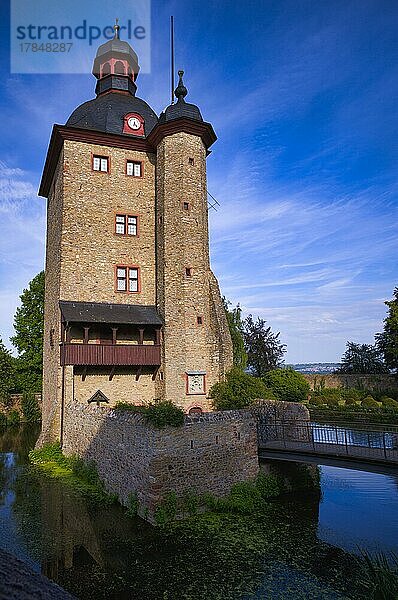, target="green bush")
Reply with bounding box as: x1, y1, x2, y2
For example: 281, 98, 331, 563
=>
308, 395, 326, 407
263, 368, 310, 403
361, 396, 379, 408
201, 473, 284, 515
209, 367, 274, 411
115, 400, 185, 428
0, 412, 6, 428
381, 397, 398, 409
222, 481, 262, 514
326, 396, 340, 408
181, 491, 199, 517
342, 388, 363, 402
145, 400, 184, 428
155, 491, 178, 526
7, 409, 20, 426
317, 388, 341, 401
256, 472, 282, 498
21, 393, 41, 423
344, 395, 359, 406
